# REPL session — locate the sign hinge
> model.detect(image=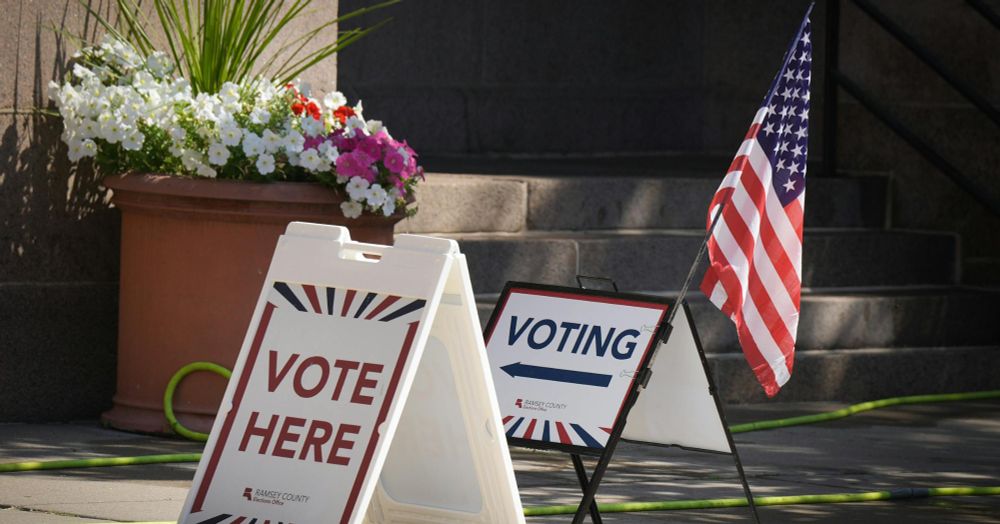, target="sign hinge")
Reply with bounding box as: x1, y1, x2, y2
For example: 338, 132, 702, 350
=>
639, 368, 653, 389
657, 323, 674, 344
